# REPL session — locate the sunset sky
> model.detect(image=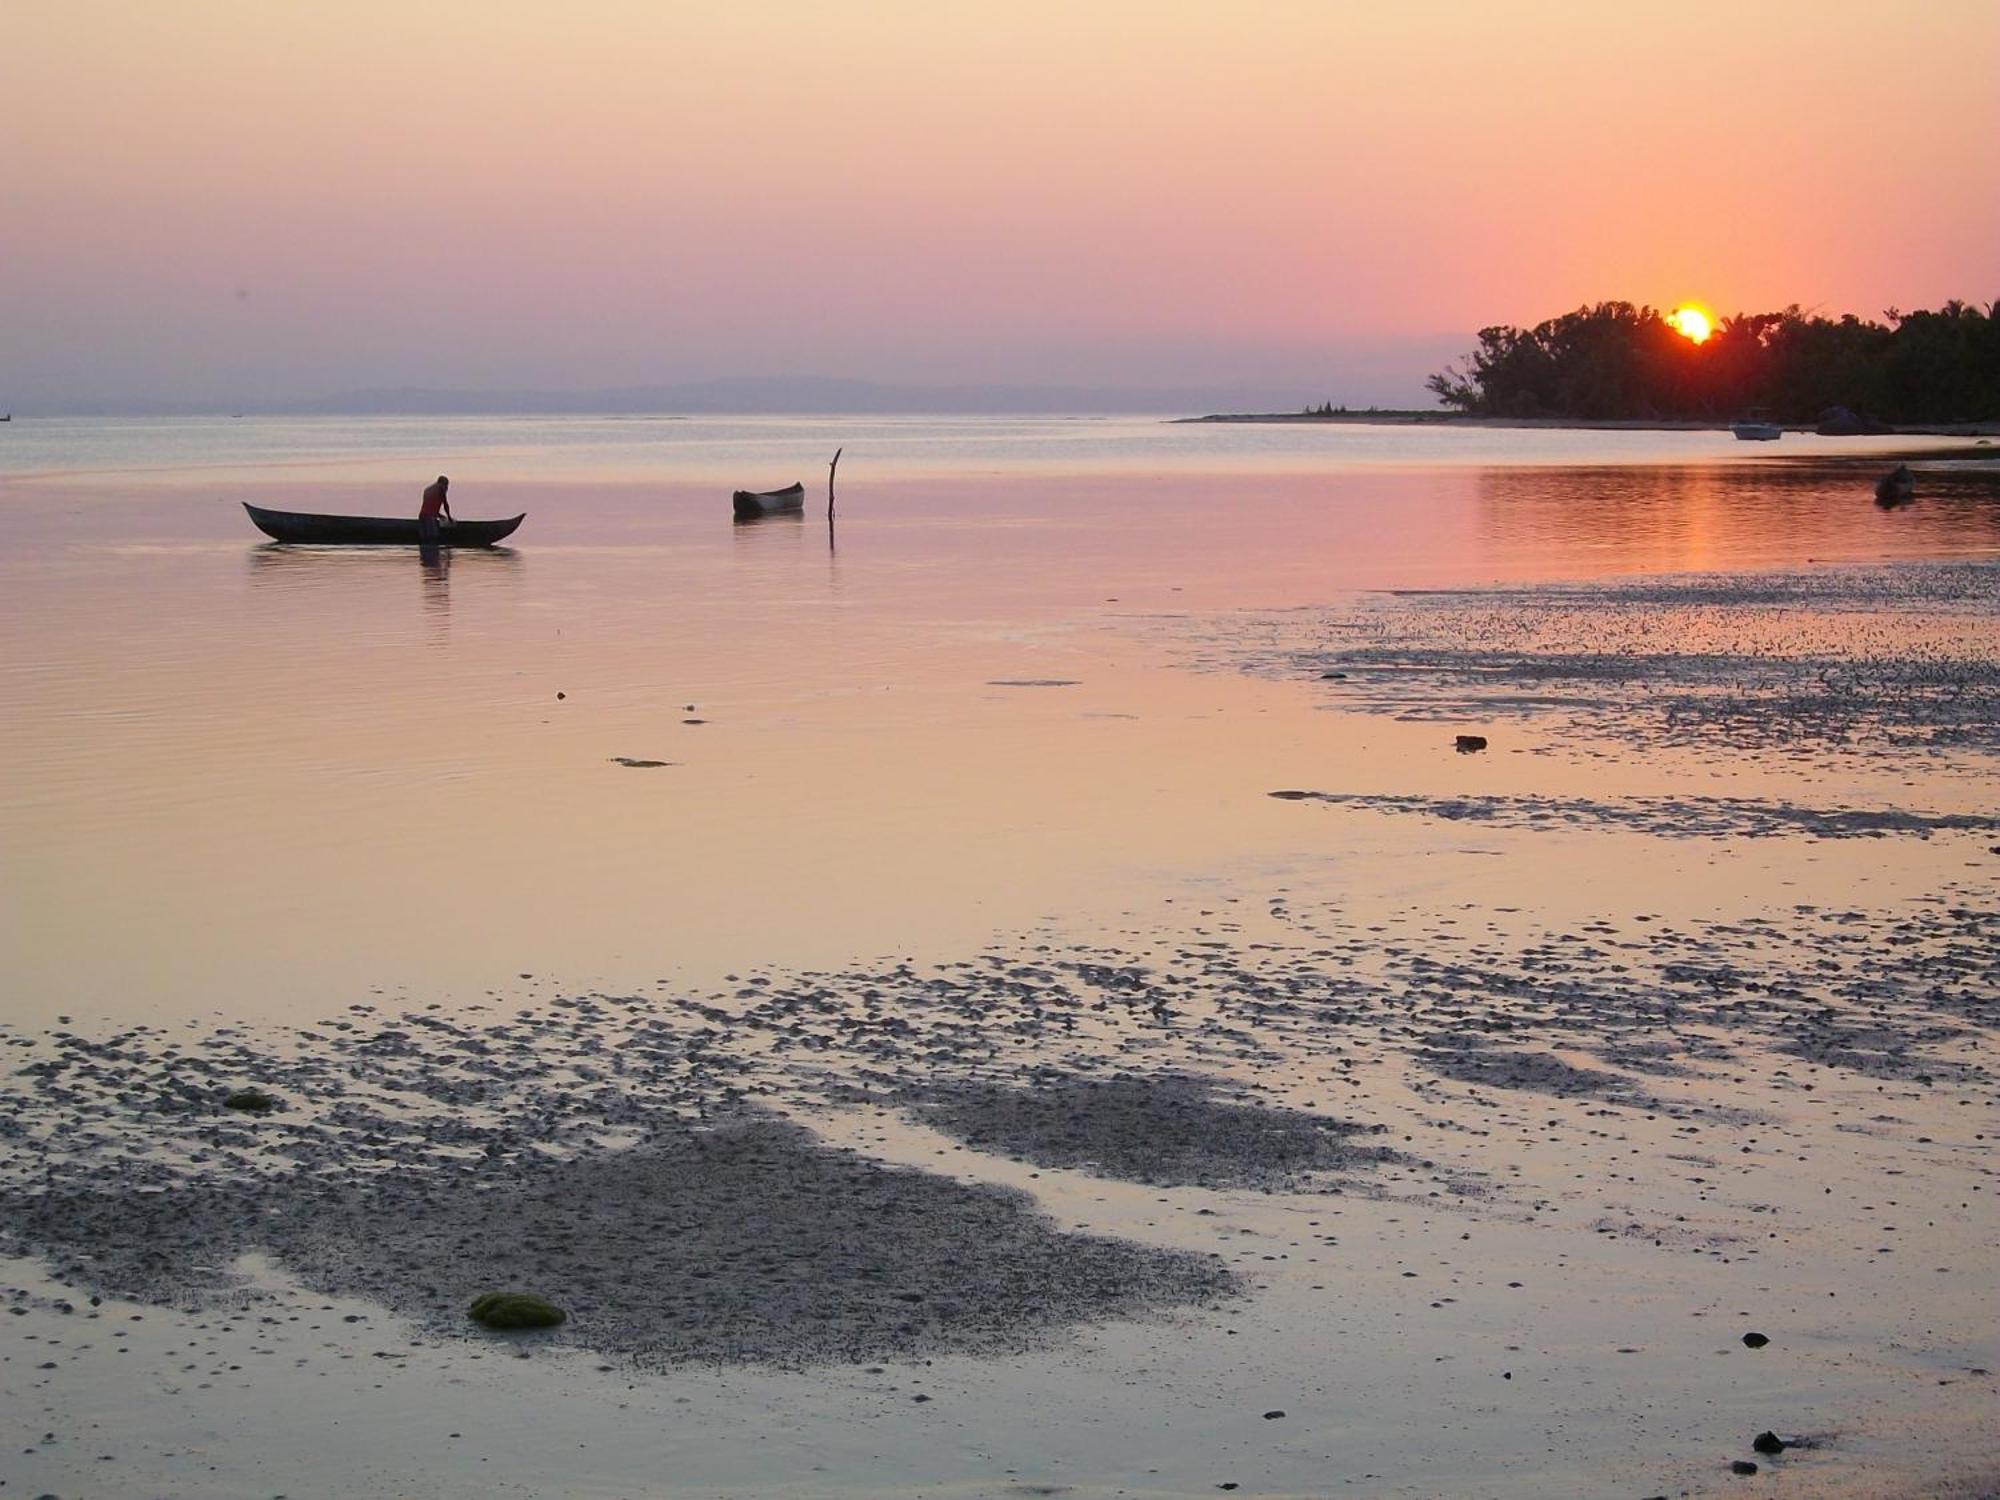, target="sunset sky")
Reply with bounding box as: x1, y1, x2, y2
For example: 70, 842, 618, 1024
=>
5, 1, 1995, 408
